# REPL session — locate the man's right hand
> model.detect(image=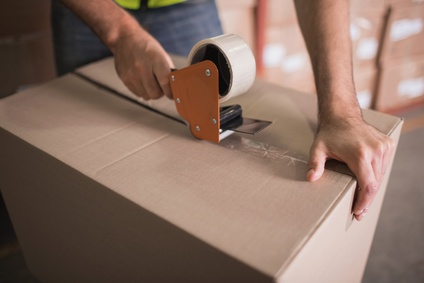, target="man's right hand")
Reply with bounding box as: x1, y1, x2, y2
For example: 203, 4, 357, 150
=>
60, 0, 175, 100
113, 29, 175, 100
